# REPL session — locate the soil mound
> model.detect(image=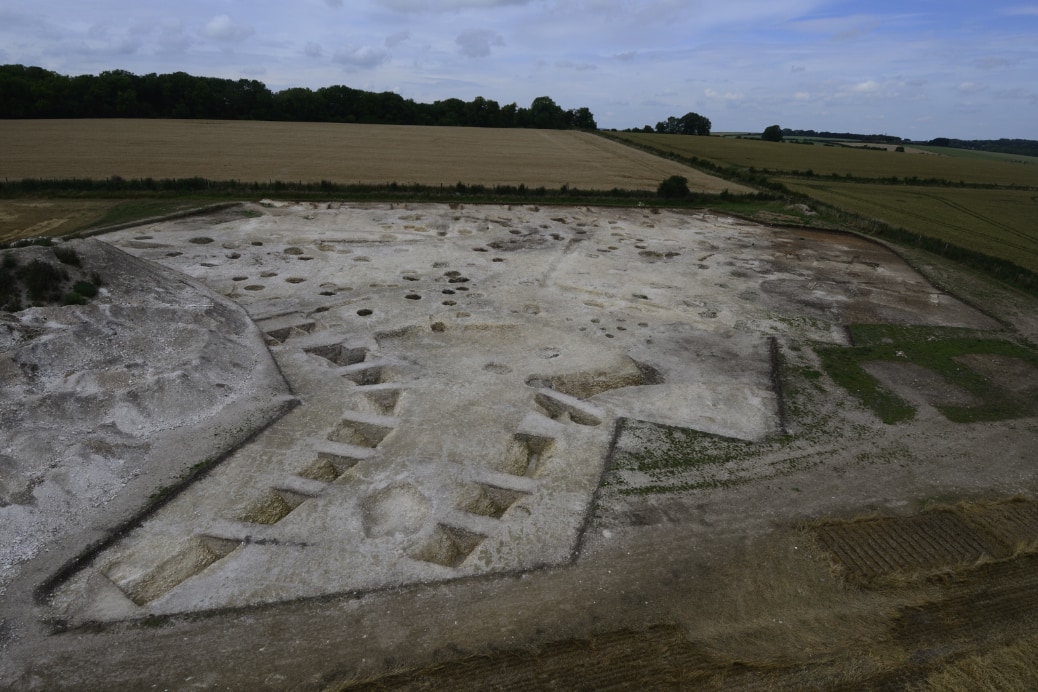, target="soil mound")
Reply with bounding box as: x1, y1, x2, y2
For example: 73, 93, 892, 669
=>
0, 239, 289, 594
